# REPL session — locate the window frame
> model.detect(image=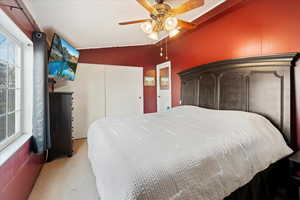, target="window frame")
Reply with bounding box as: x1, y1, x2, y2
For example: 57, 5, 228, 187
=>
0, 24, 25, 152
0, 9, 33, 166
